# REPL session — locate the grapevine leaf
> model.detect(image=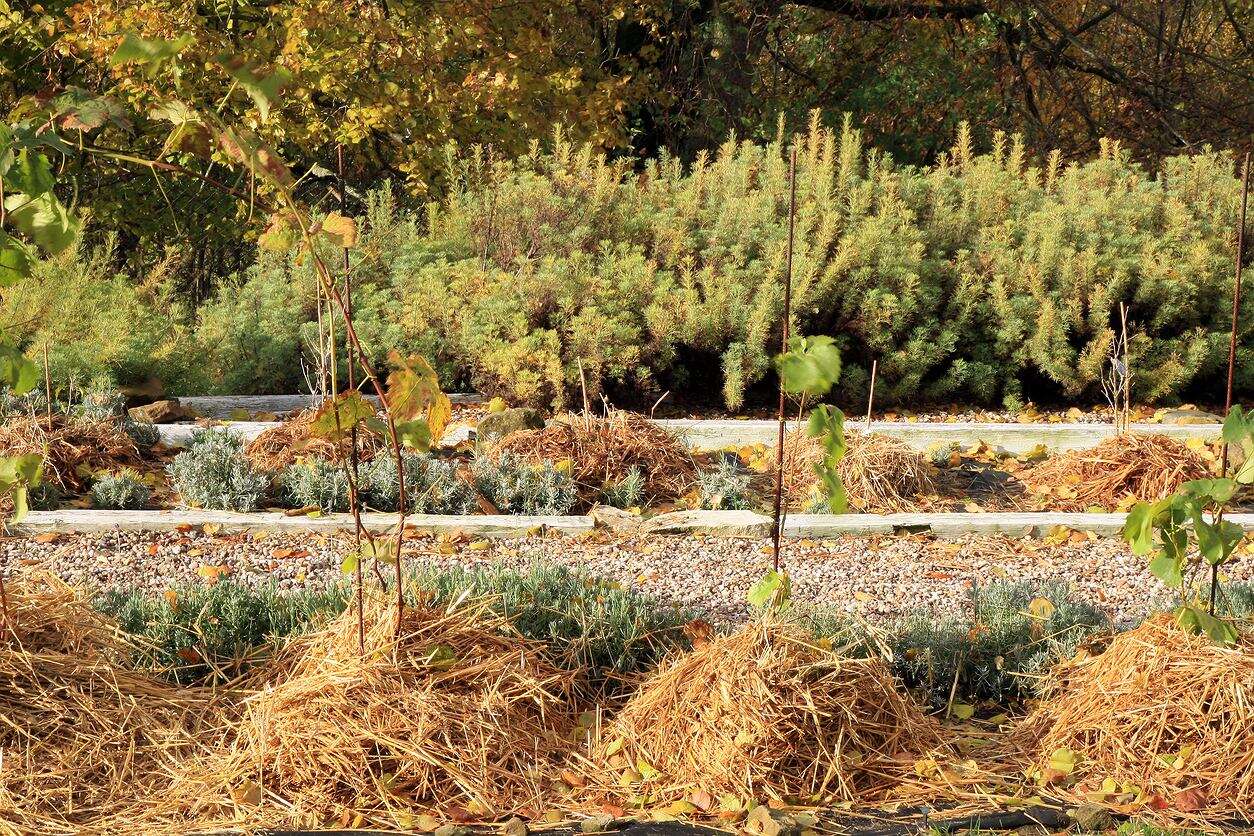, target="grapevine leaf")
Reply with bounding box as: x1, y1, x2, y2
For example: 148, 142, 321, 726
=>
307, 392, 376, 441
